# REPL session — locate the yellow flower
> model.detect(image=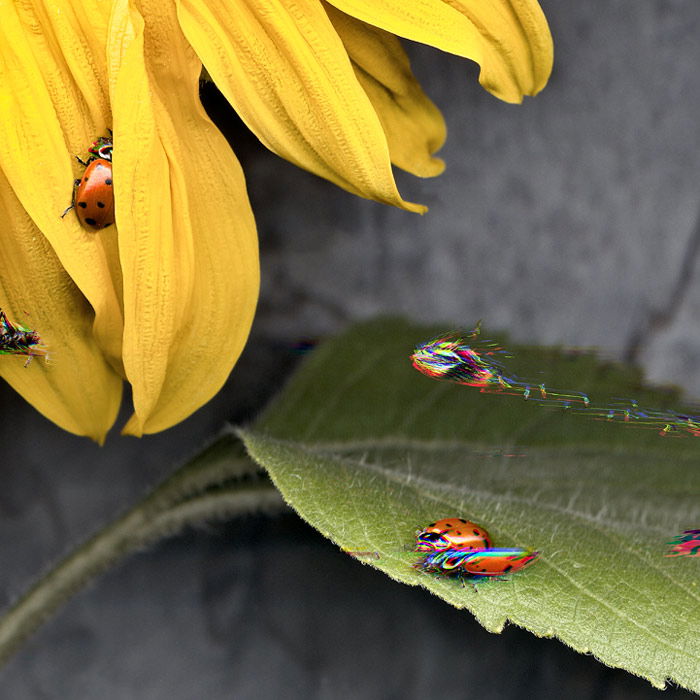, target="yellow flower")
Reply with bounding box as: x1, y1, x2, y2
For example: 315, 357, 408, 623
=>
0, 0, 552, 442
